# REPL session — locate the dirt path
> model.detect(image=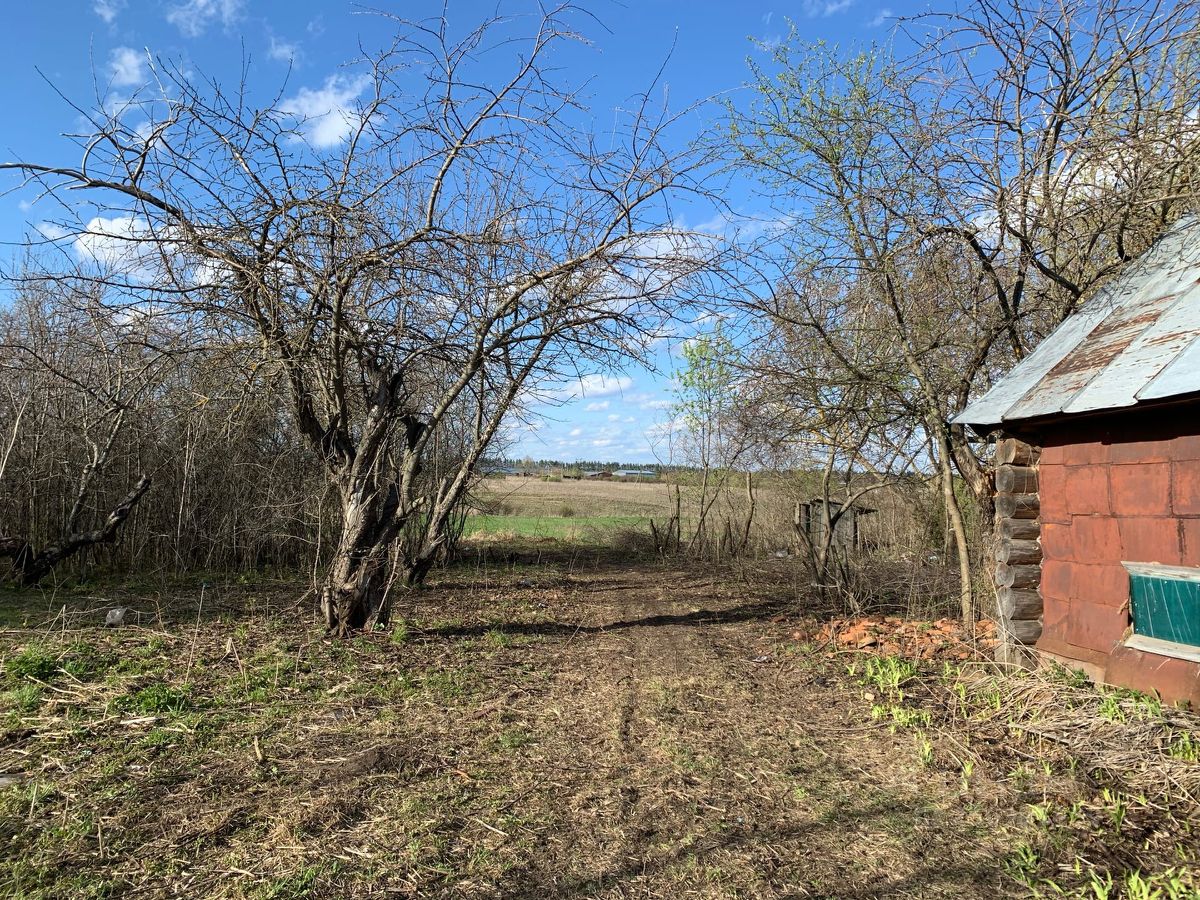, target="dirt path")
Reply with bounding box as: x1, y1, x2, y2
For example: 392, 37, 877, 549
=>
425, 562, 1018, 898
